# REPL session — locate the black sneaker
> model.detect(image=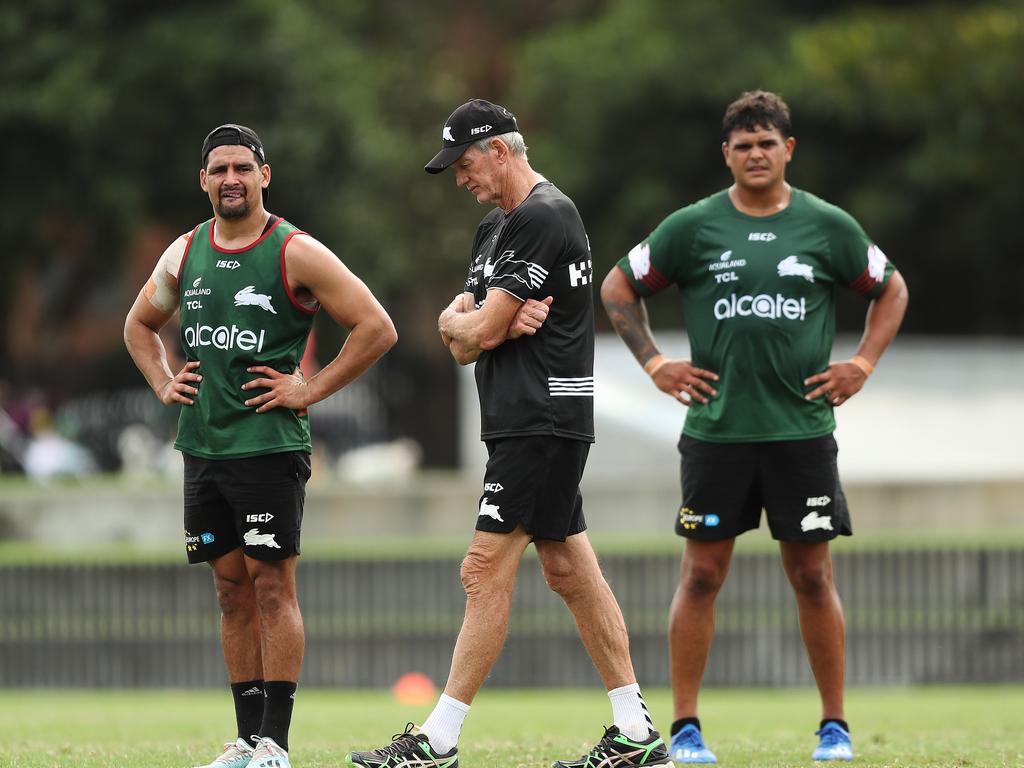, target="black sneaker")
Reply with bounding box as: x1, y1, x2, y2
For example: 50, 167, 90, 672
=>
346, 723, 459, 768
553, 726, 673, 768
